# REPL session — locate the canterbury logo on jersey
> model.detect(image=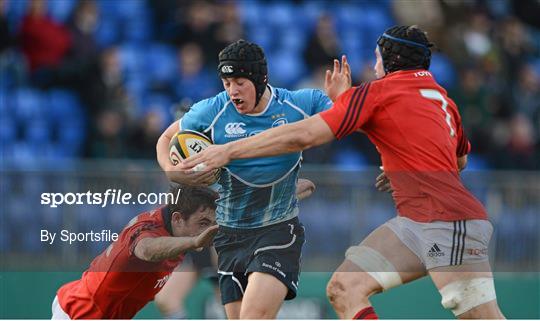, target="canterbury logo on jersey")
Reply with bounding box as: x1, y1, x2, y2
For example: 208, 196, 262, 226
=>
225, 122, 247, 137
